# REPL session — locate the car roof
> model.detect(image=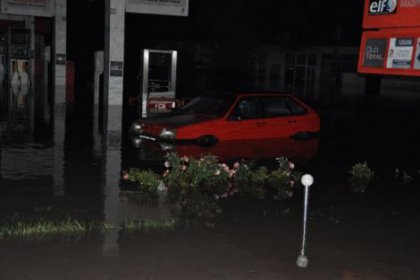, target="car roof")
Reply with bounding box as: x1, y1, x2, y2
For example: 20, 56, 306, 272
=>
199, 90, 294, 98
